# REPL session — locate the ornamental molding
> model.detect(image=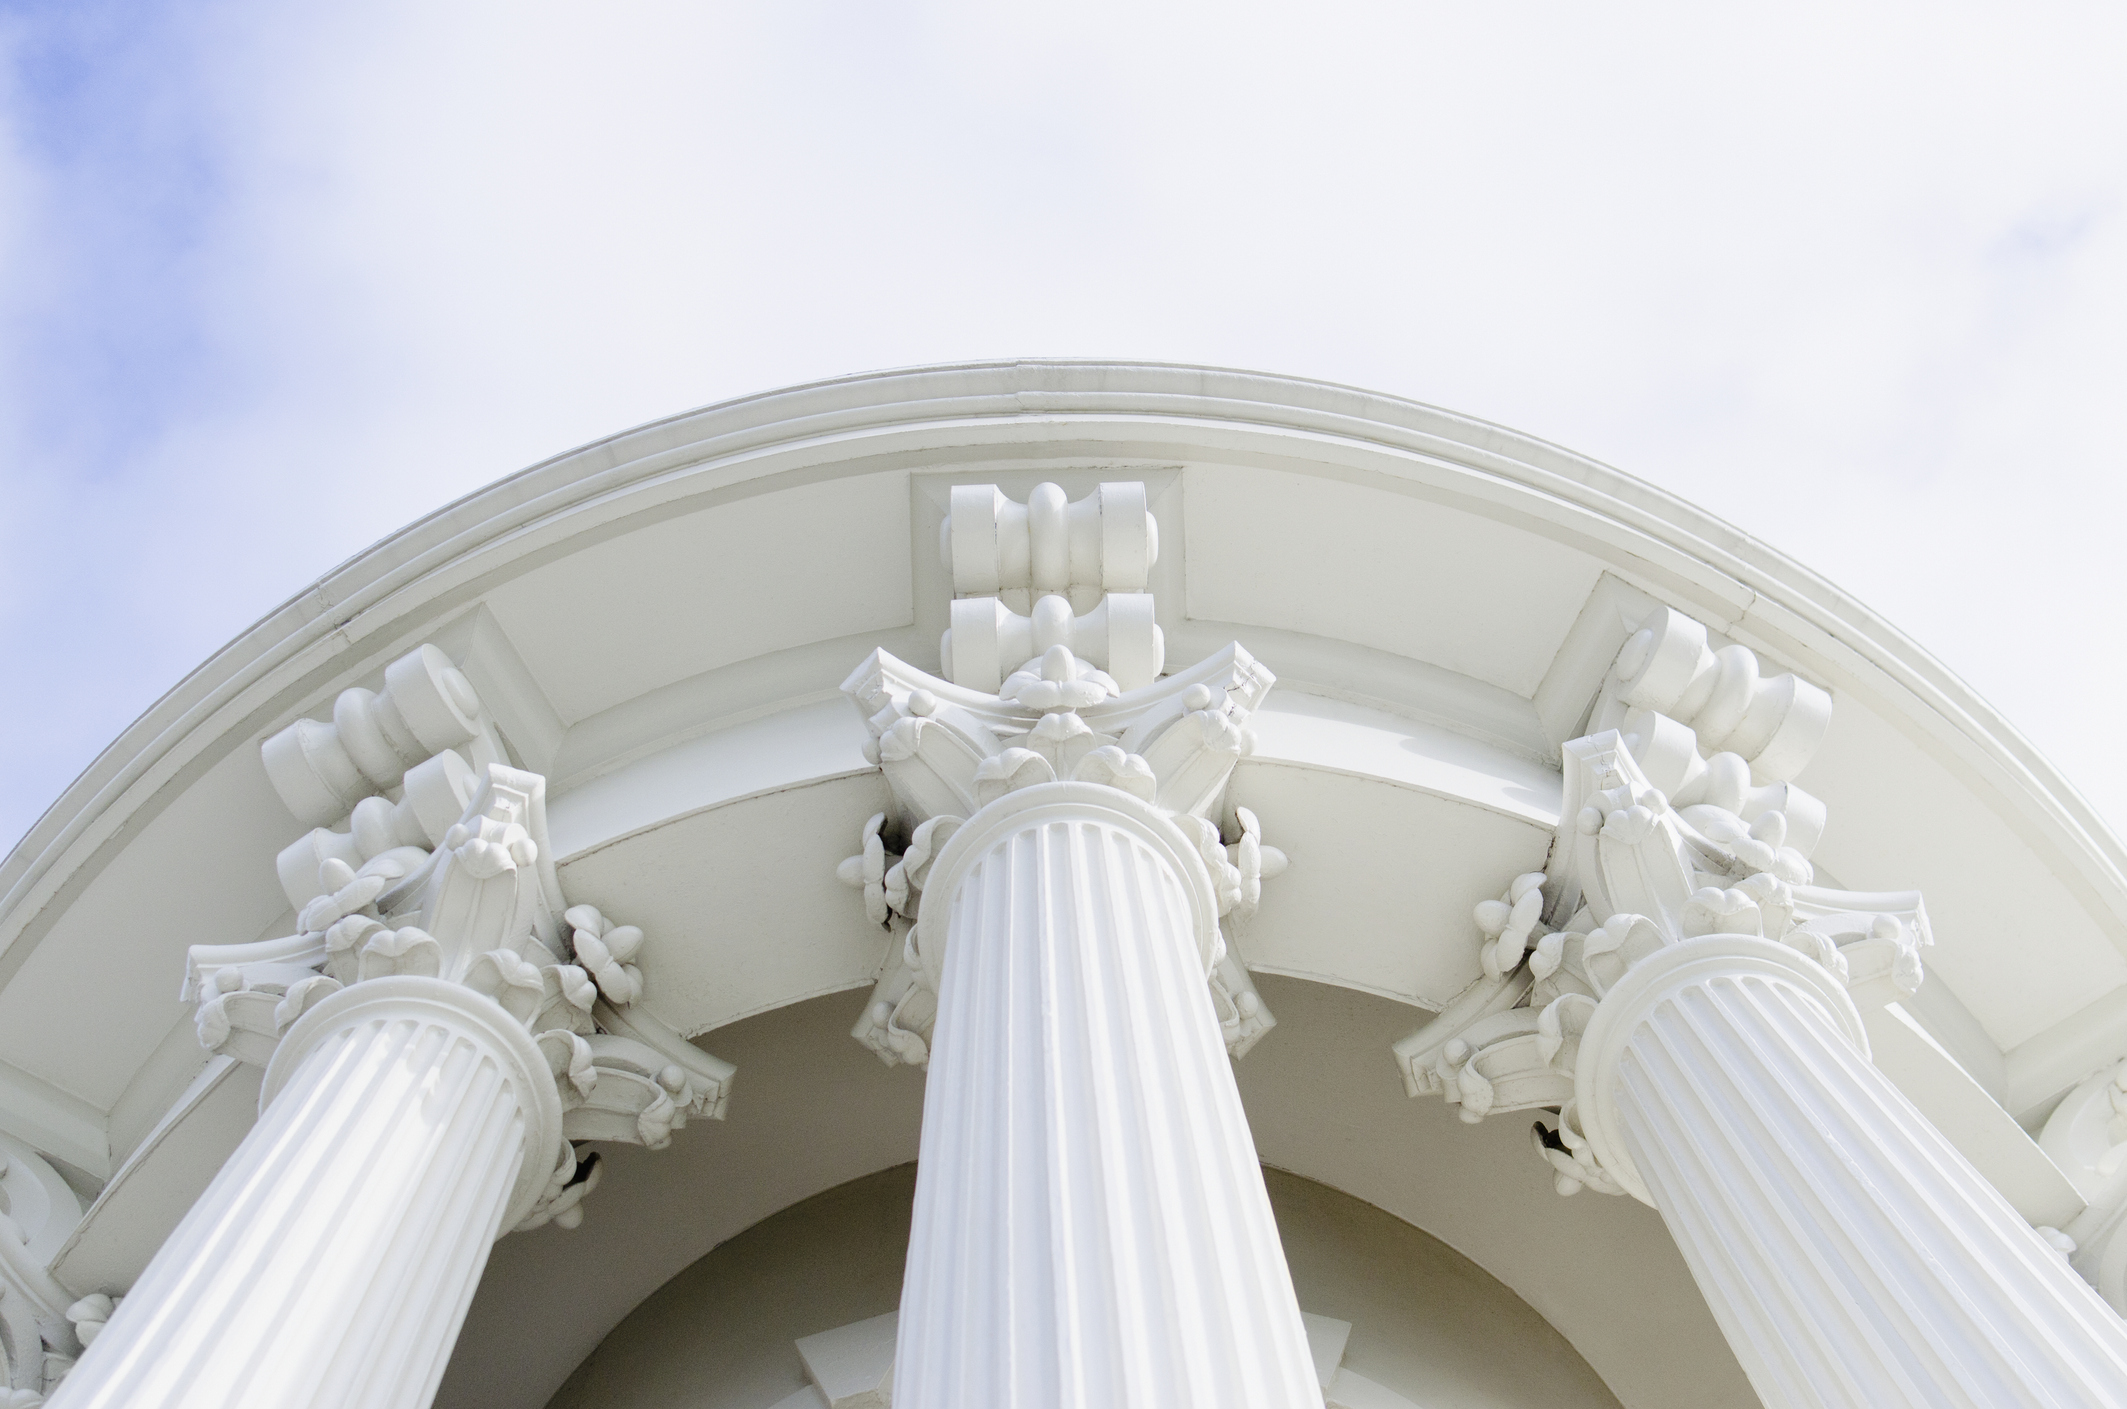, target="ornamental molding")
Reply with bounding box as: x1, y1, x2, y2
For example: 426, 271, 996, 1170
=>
0, 1134, 82, 1406
1396, 606, 1933, 1200
182, 644, 735, 1238
837, 481, 1287, 1067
